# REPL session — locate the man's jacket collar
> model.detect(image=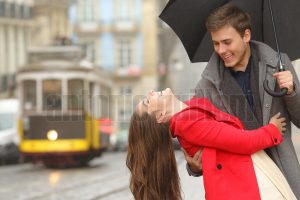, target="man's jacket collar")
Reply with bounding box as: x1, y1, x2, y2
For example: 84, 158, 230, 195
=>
201, 40, 278, 87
